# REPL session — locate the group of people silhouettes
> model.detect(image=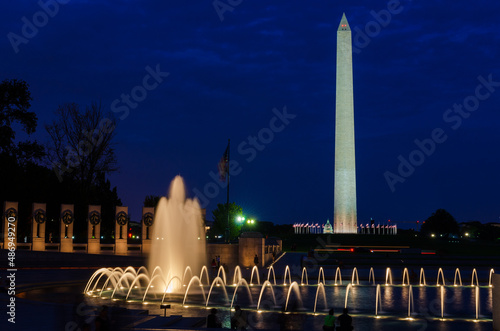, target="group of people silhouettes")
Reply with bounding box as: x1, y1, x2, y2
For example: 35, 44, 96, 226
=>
323, 308, 353, 331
